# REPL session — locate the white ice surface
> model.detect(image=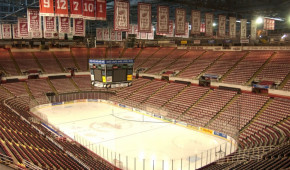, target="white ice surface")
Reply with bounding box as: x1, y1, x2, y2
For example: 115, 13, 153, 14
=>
33, 102, 235, 170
